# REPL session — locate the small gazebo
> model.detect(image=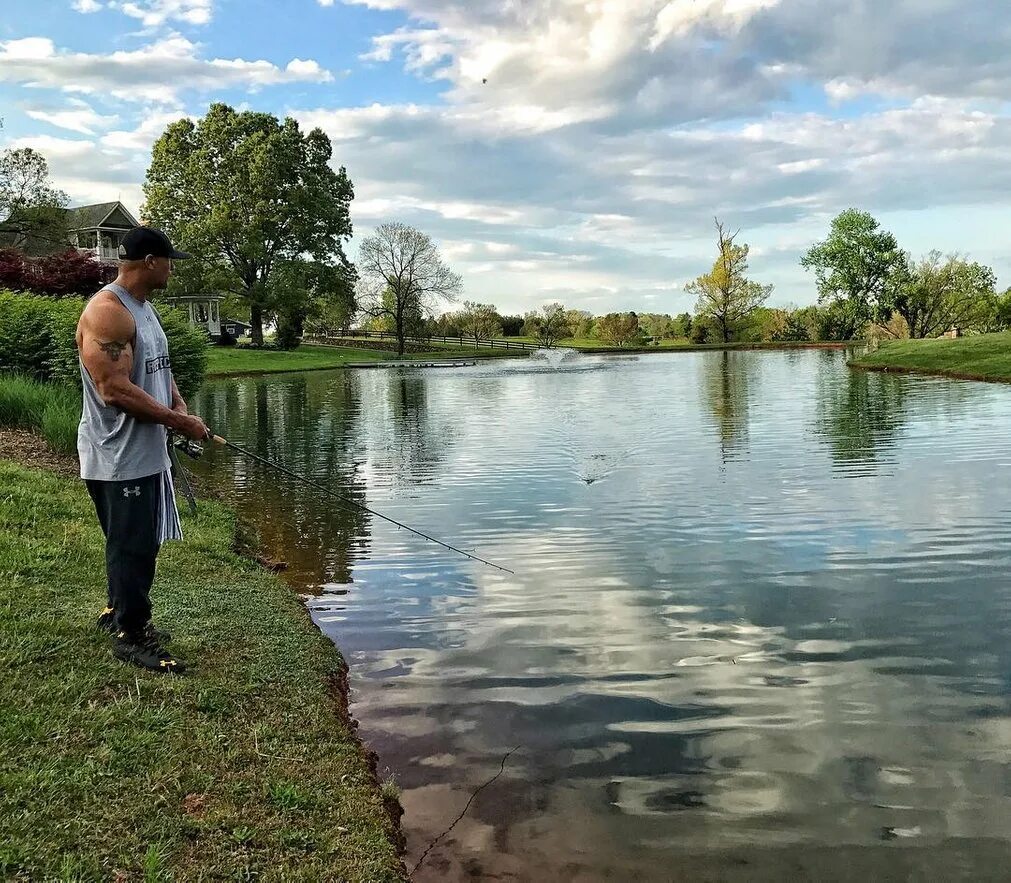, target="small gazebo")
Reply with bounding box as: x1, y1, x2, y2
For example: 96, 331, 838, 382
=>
163, 294, 223, 337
